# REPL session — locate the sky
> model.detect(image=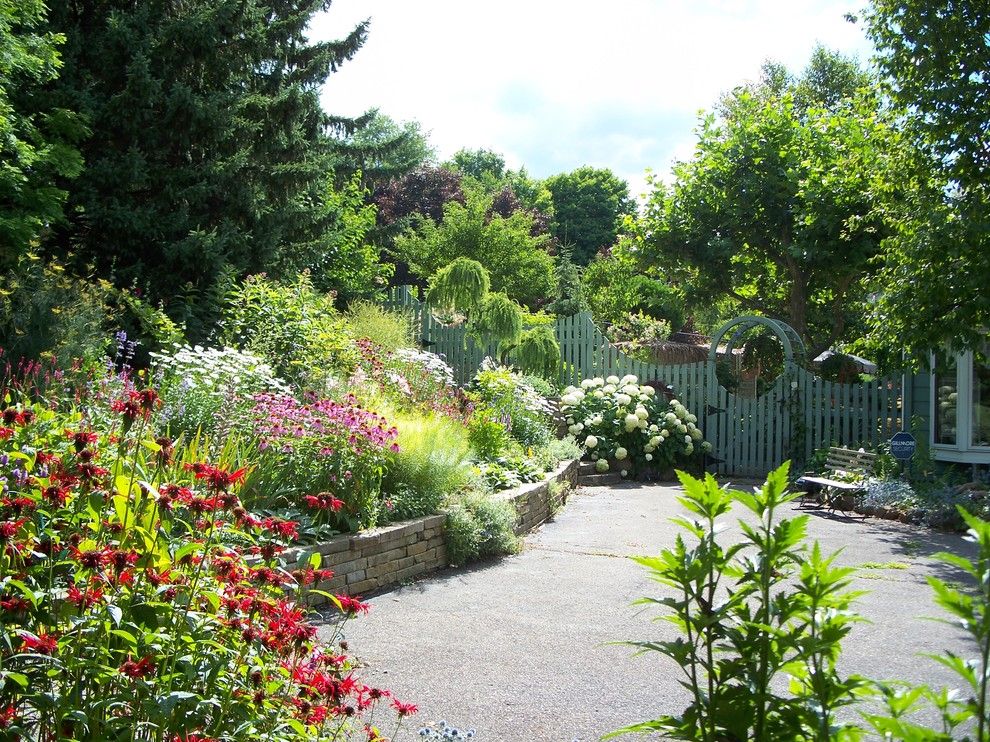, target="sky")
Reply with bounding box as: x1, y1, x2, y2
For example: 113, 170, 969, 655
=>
312, 1, 873, 200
